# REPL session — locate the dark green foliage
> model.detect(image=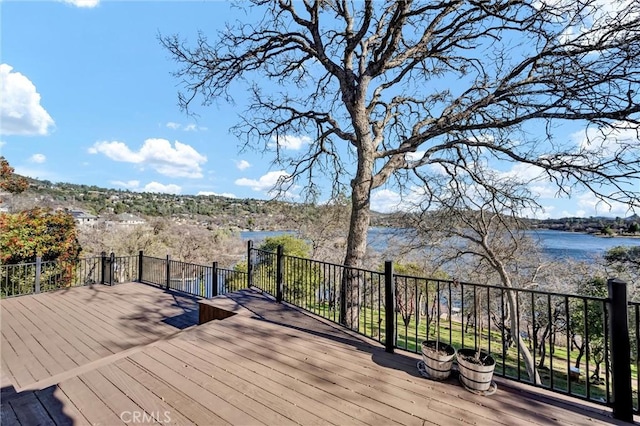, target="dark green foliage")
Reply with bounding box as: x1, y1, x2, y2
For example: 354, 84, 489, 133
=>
259, 235, 310, 258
